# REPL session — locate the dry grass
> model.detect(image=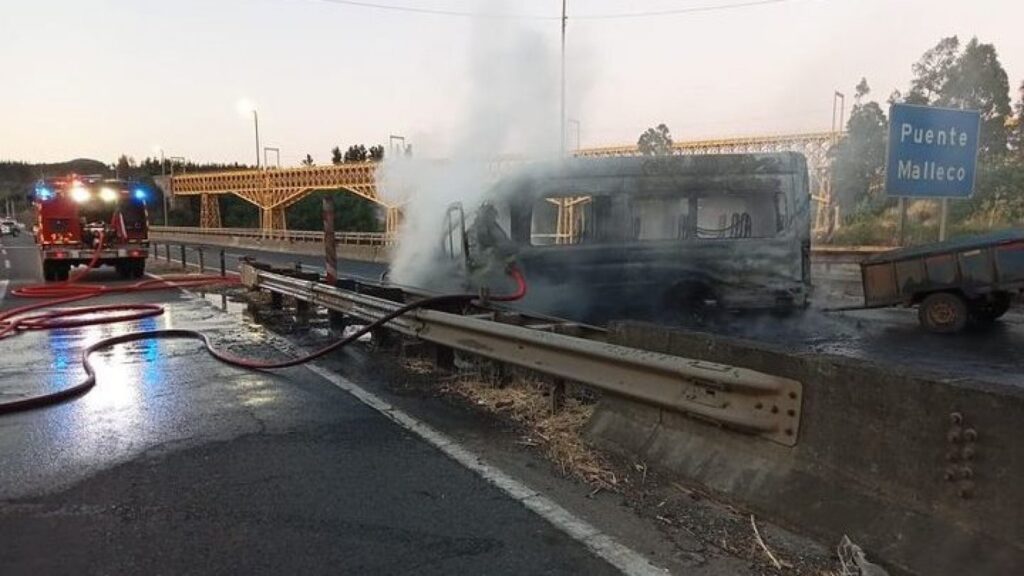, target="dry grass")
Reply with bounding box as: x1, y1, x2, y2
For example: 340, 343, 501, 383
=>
440, 372, 621, 489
